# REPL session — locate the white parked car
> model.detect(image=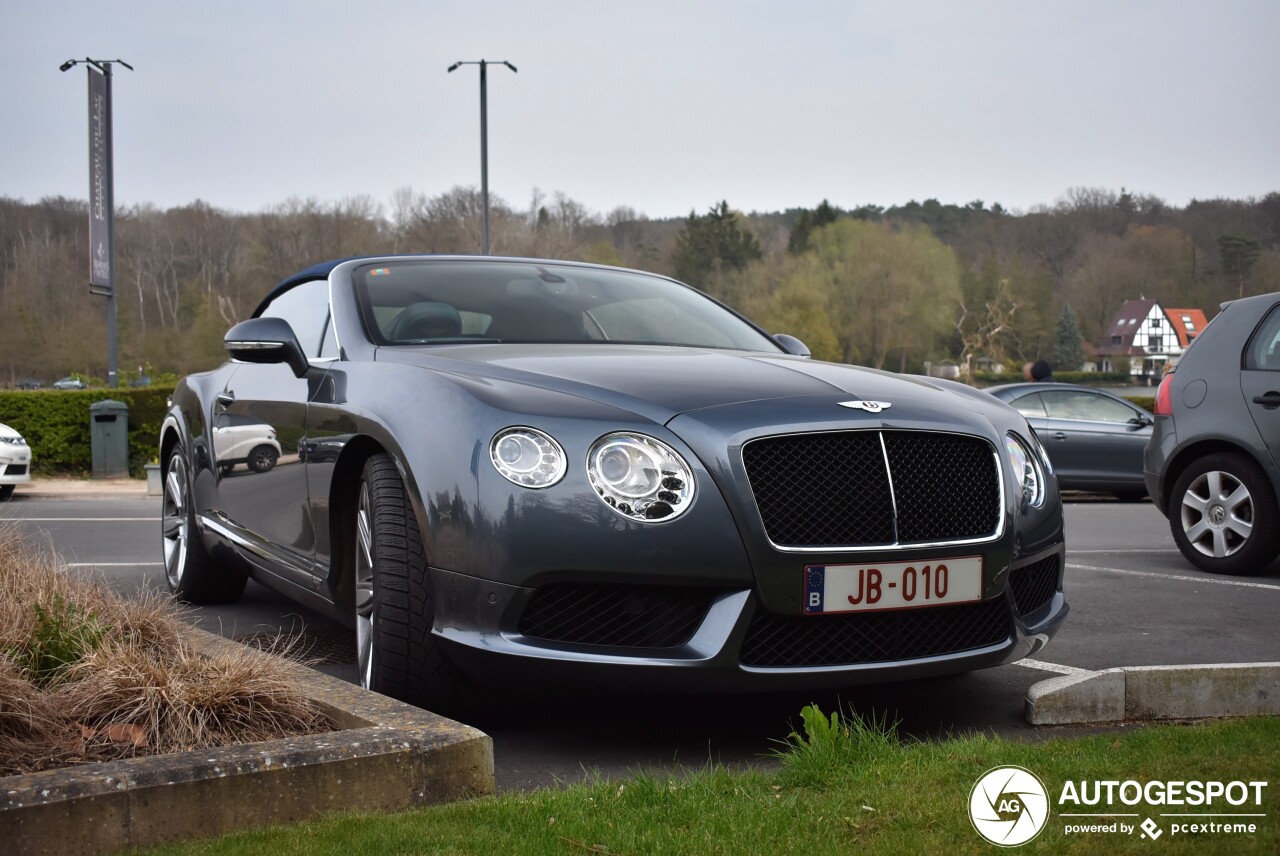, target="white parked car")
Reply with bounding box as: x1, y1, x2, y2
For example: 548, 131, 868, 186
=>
0, 422, 32, 500
211, 413, 281, 474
